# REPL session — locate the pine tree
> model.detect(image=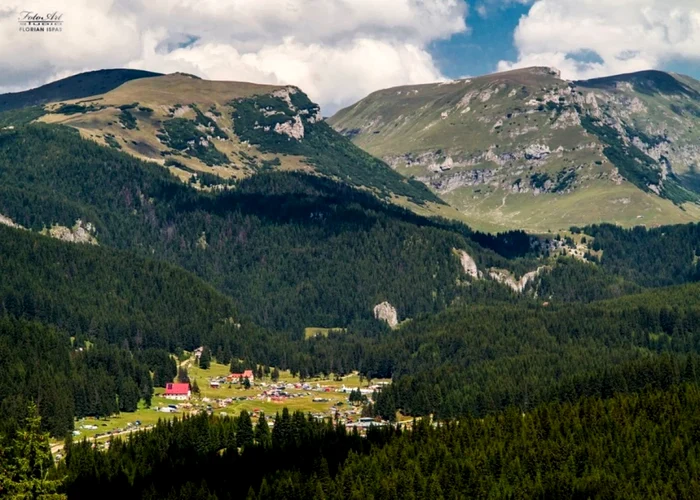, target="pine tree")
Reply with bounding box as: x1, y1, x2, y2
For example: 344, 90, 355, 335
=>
236, 410, 254, 450
272, 368, 280, 382
230, 359, 243, 374
118, 378, 140, 412
255, 413, 272, 449
0, 402, 66, 498
199, 348, 211, 370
